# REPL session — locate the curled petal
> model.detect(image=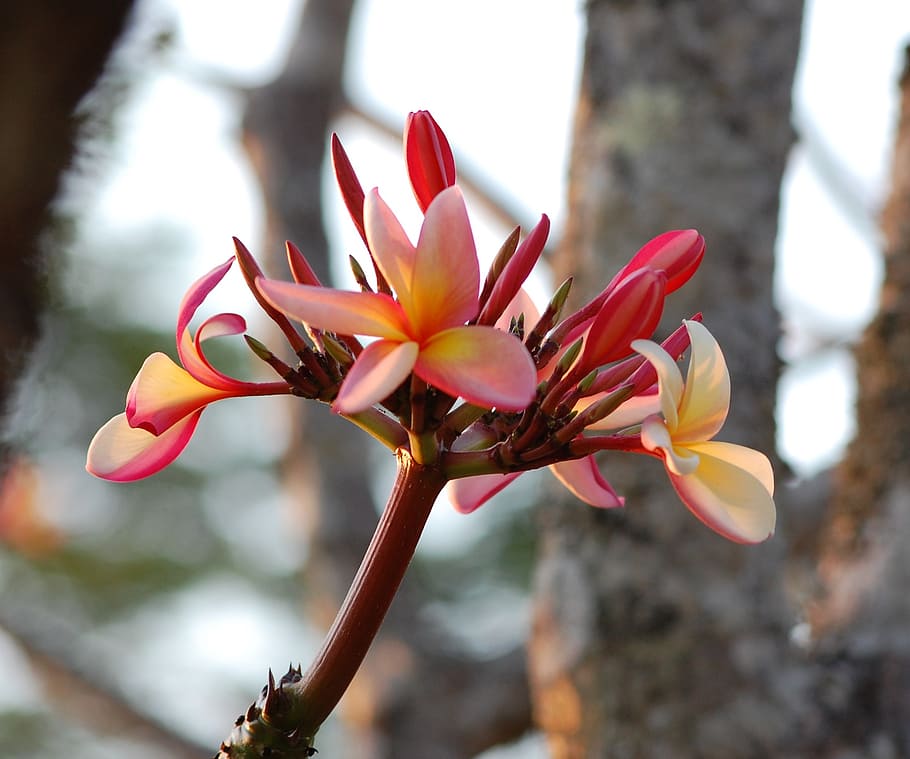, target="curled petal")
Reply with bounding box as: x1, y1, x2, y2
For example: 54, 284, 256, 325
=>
631, 339, 683, 430
179, 313, 249, 391
176, 257, 234, 369
86, 411, 202, 482
640, 415, 700, 475
666, 441, 776, 544
411, 187, 479, 335
334, 340, 419, 413
675, 320, 730, 442
126, 353, 233, 435
550, 456, 624, 508
416, 326, 536, 411
258, 278, 411, 341
447, 472, 521, 514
